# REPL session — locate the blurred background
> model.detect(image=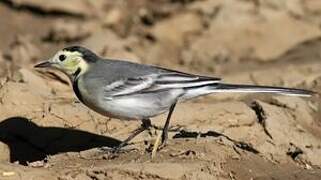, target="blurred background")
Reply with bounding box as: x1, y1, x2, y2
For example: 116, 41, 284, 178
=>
0, 0, 321, 179
1, 0, 320, 77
